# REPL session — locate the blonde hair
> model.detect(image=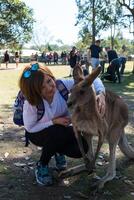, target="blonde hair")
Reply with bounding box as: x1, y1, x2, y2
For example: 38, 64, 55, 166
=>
19, 64, 55, 106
